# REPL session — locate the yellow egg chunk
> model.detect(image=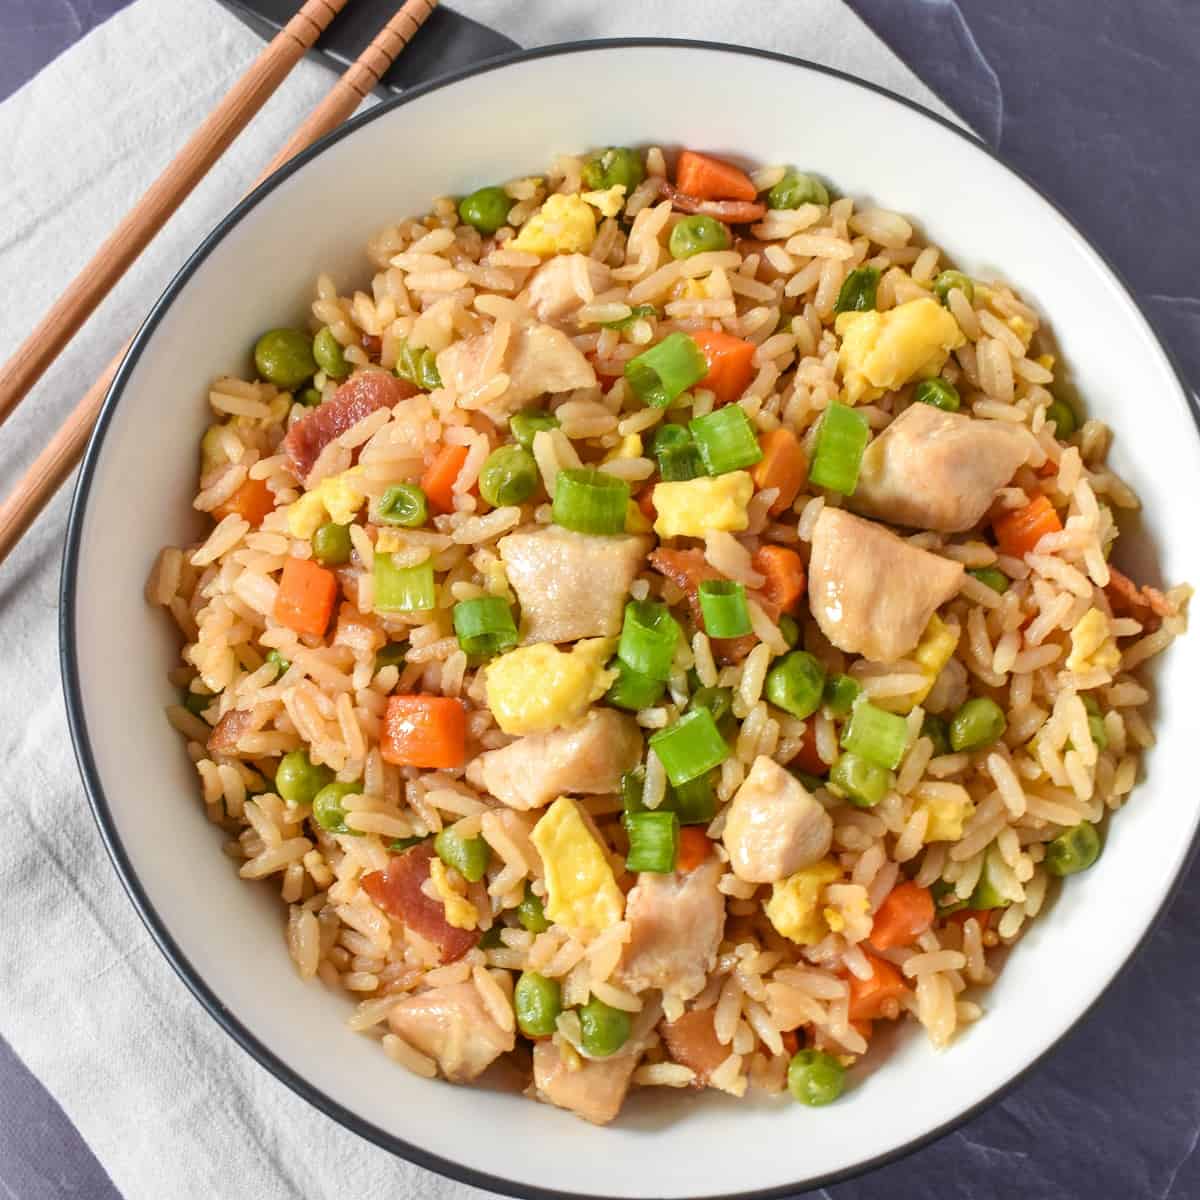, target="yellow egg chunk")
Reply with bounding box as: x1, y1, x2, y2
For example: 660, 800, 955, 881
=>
1066, 607, 1122, 675
876, 614, 961, 714
286, 491, 327, 539
581, 185, 626, 218
652, 471, 753, 540
919, 791, 975, 843
835, 297, 966, 404
531, 797, 624, 932
510, 193, 597, 256
428, 858, 479, 930
285, 467, 367, 538
763, 859, 842, 946
484, 638, 617, 735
